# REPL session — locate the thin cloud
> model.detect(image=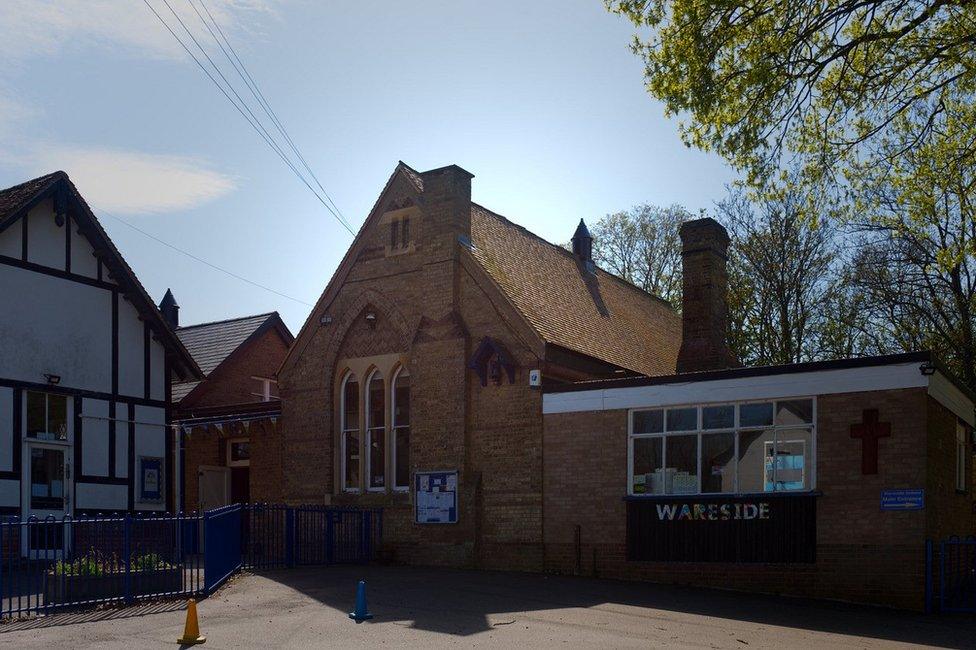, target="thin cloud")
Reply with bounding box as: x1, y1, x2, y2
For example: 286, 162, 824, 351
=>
25, 145, 237, 214
0, 0, 278, 63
